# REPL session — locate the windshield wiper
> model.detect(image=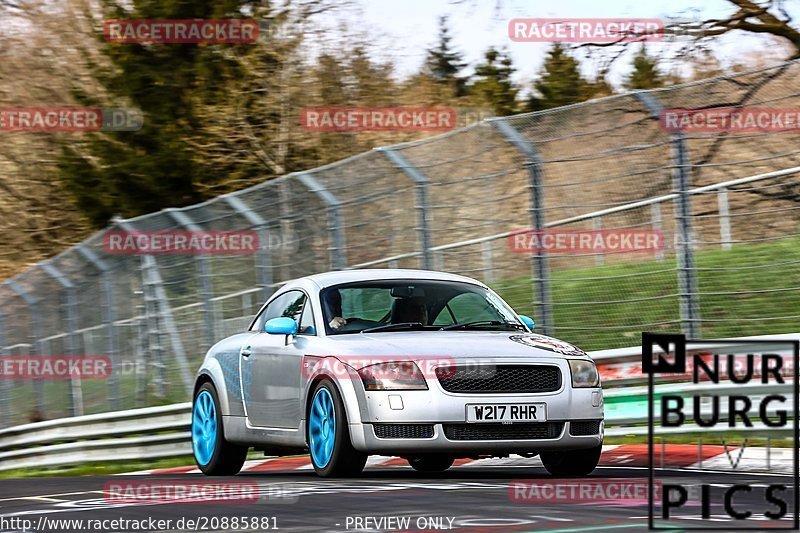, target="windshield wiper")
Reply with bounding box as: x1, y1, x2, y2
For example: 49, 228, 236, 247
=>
440, 320, 525, 331
361, 322, 426, 333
